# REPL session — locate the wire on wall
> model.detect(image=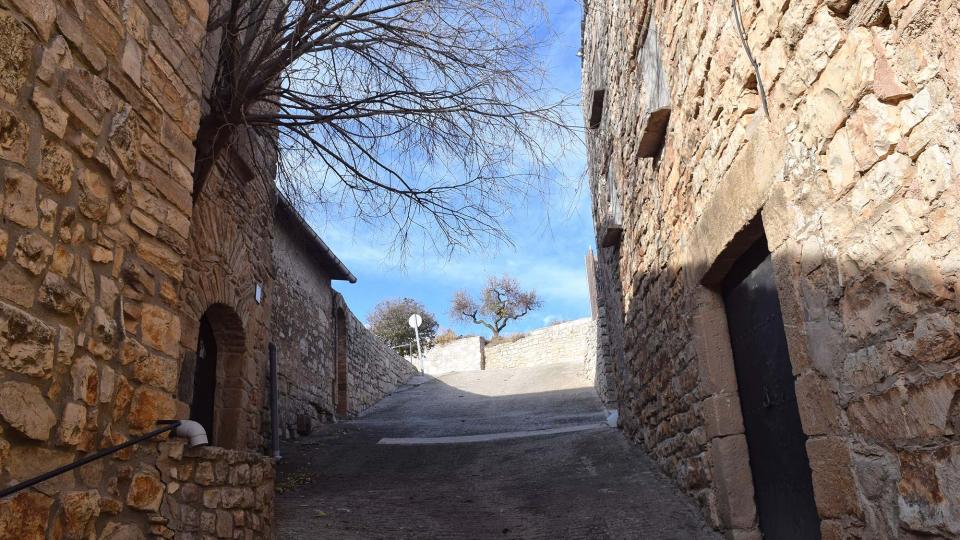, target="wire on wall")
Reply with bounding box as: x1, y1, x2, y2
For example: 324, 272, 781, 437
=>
731, 0, 770, 119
